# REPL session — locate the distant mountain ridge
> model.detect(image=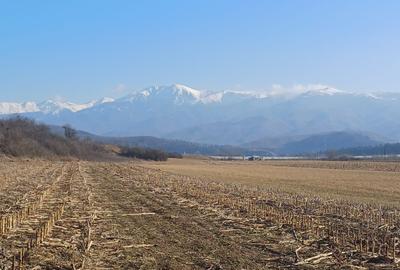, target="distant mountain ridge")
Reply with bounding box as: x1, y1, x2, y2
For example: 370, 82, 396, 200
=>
1, 84, 400, 146
336, 143, 400, 156
48, 125, 262, 156
49, 126, 382, 156
276, 131, 382, 155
